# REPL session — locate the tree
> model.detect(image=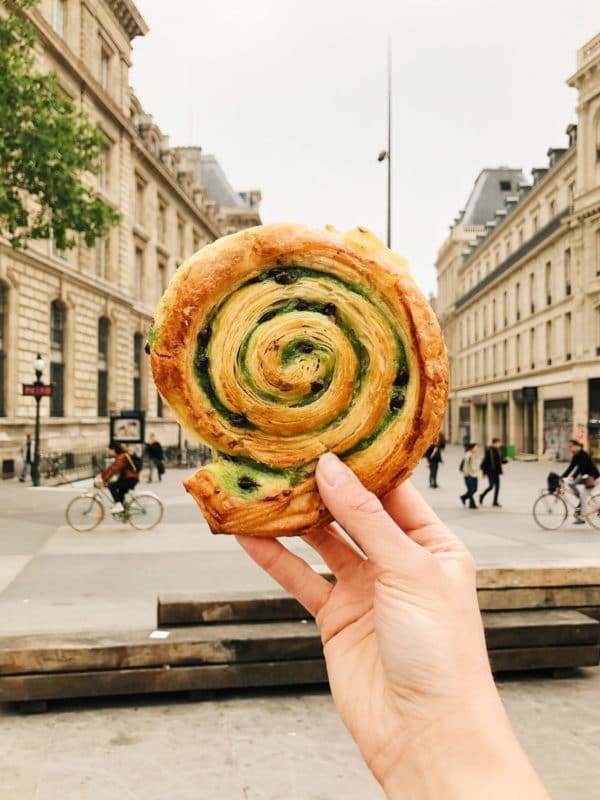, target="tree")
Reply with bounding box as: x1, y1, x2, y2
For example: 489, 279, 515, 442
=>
0, 0, 121, 250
